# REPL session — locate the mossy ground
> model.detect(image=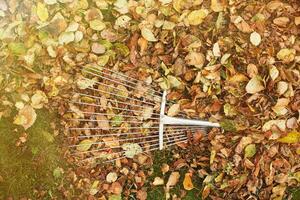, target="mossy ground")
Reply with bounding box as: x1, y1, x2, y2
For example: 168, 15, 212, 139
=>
0, 109, 65, 199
